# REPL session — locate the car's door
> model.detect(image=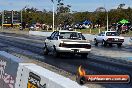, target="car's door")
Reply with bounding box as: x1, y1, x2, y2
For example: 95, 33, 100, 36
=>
47, 31, 56, 51
96, 32, 102, 42
100, 32, 105, 42
50, 31, 59, 51
96, 32, 105, 42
